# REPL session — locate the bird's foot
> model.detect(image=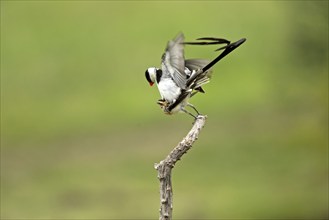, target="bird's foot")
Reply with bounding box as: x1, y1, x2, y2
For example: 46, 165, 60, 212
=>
157, 99, 171, 114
